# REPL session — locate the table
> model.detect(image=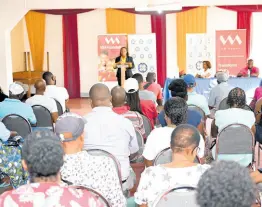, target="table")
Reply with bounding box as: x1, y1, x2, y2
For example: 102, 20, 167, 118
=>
163, 77, 262, 103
